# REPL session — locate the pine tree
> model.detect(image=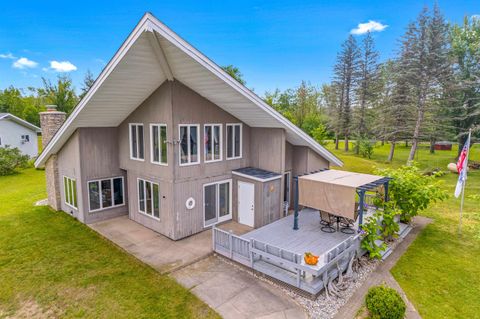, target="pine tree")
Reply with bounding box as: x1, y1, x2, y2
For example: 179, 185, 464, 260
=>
354, 32, 380, 153
333, 35, 361, 151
